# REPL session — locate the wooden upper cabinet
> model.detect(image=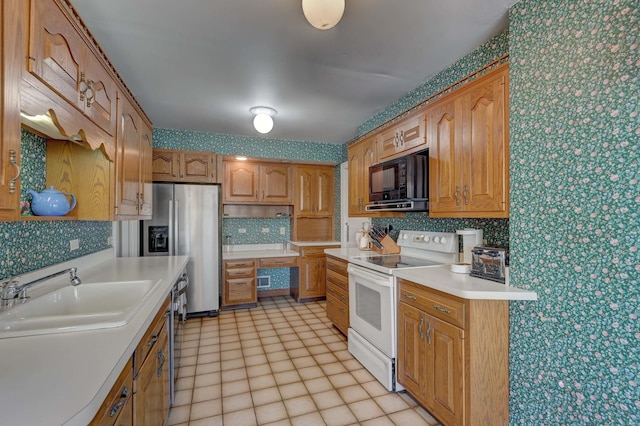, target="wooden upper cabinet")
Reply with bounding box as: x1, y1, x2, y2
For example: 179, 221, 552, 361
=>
223, 161, 292, 204
347, 136, 376, 216
0, 0, 21, 221
427, 63, 509, 218
152, 149, 216, 183
294, 165, 334, 217
115, 95, 152, 220
22, 0, 117, 159
379, 112, 426, 161
260, 164, 292, 204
